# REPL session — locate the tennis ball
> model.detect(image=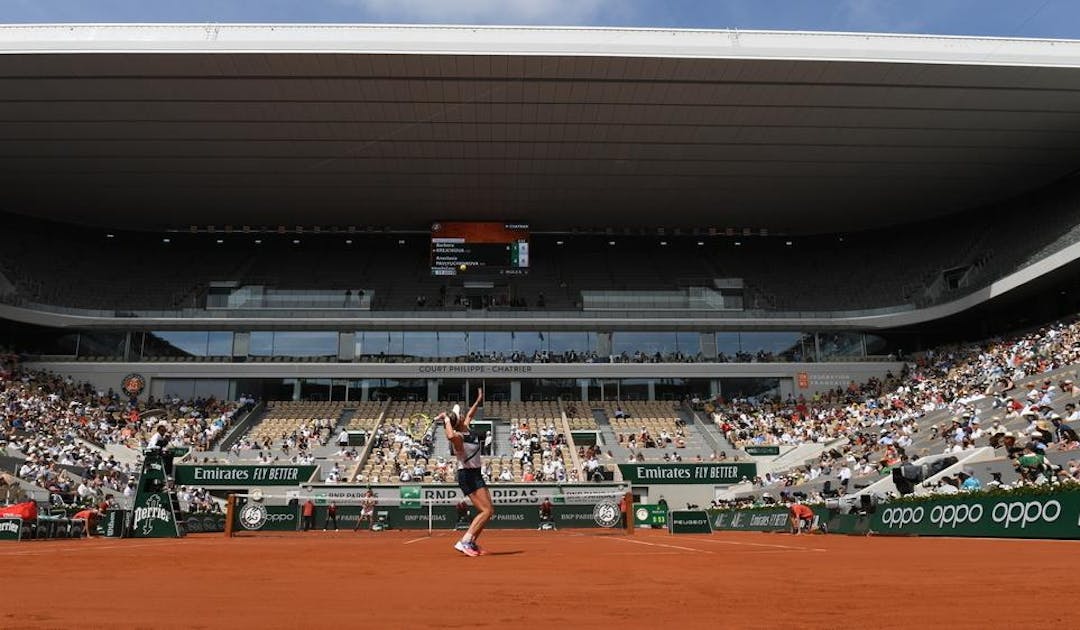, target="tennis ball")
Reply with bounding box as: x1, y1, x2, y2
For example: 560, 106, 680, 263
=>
459, 263, 467, 271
